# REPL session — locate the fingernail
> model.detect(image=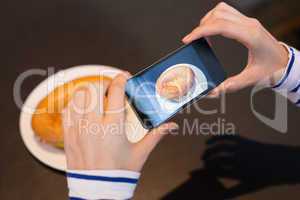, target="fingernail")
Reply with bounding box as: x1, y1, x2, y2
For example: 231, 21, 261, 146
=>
168, 123, 179, 131
117, 72, 130, 80
182, 35, 191, 43
206, 94, 217, 99
168, 123, 179, 135
210, 88, 217, 94
123, 71, 132, 78
207, 89, 218, 98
